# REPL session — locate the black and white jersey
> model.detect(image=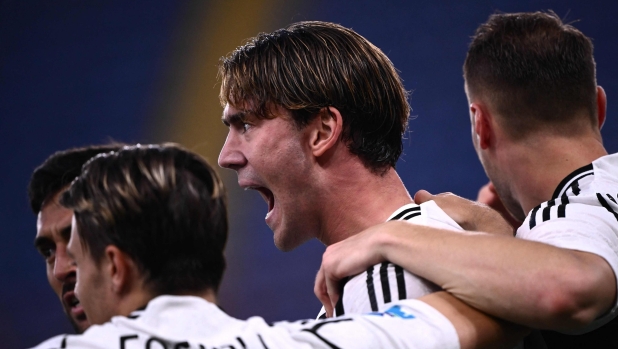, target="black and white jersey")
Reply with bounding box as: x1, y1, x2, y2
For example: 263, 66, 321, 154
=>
31, 295, 460, 349
516, 153, 618, 345
318, 201, 463, 319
